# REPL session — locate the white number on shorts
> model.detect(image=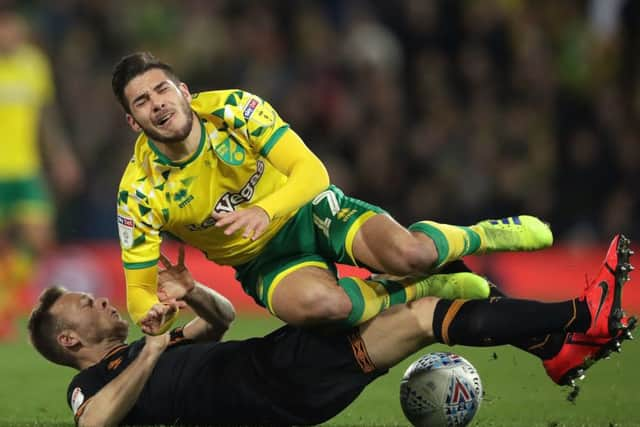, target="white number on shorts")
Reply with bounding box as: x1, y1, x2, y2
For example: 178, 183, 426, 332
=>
312, 190, 340, 215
